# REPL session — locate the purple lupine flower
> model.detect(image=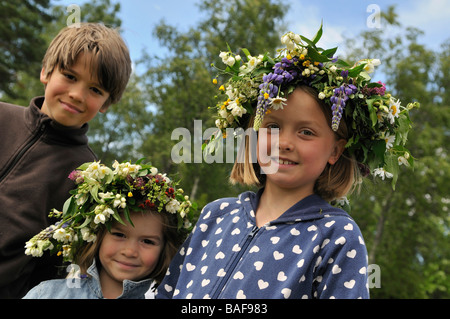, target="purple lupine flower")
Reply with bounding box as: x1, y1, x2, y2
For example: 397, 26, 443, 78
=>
331, 84, 358, 131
